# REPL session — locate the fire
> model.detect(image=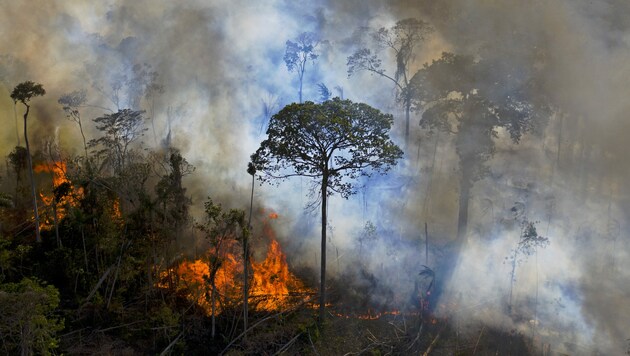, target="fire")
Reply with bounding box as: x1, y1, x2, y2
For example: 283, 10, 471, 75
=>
33, 161, 83, 230
165, 214, 310, 315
